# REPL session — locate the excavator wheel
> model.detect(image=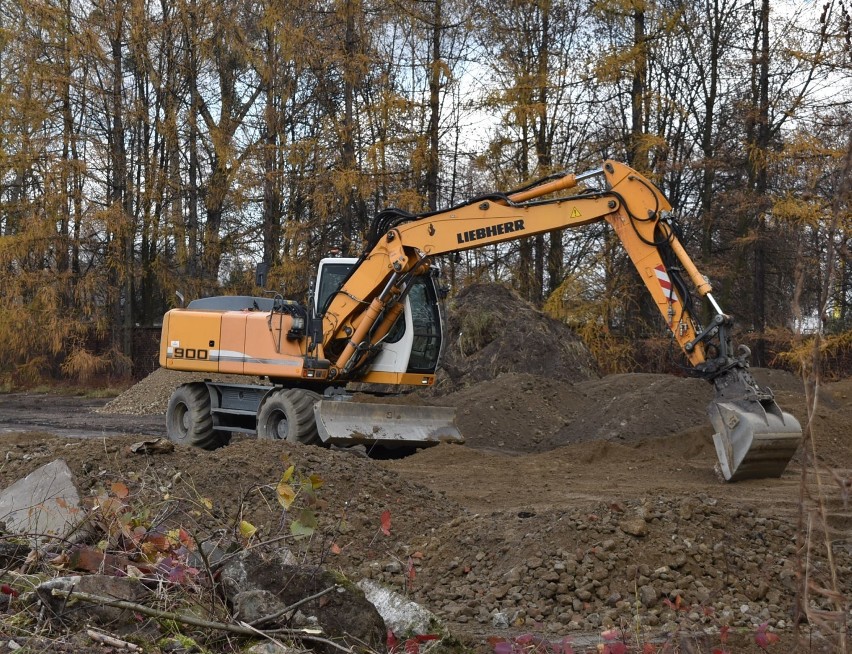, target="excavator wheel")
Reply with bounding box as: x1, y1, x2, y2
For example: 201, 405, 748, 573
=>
257, 389, 321, 445
166, 383, 228, 450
